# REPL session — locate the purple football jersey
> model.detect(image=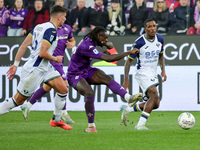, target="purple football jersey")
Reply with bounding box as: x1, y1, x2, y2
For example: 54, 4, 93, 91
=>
50, 24, 73, 65
6, 8, 28, 29
0, 6, 8, 36
67, 36, 103, 75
